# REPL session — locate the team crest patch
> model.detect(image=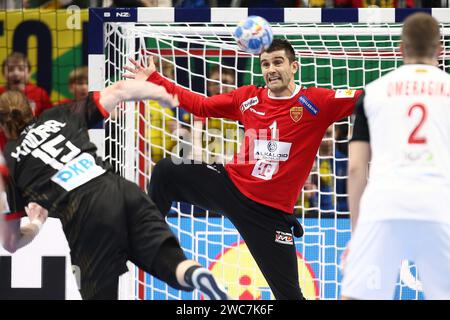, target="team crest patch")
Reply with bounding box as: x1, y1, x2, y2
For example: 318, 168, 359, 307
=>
290, 106, 303, 122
